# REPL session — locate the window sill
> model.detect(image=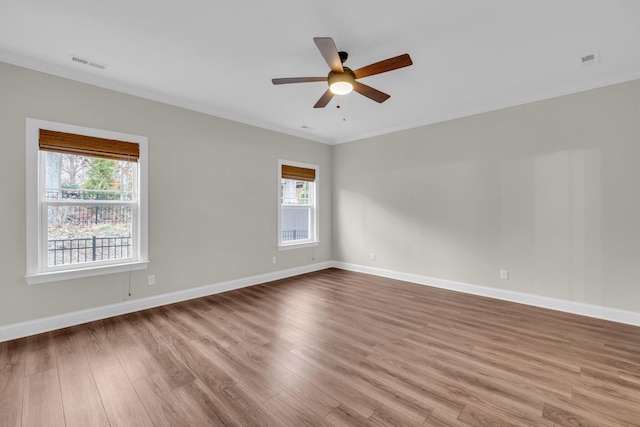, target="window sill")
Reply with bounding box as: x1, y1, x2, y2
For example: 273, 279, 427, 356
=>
278, 241, 319, 251
25, 260, 149, 285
